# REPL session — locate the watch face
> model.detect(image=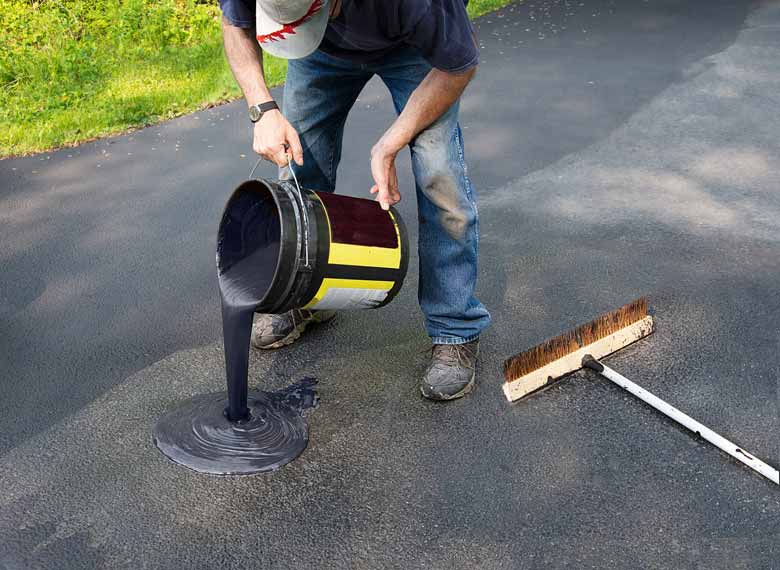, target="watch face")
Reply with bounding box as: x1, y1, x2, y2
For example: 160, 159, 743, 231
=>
249, 106, 261, 122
